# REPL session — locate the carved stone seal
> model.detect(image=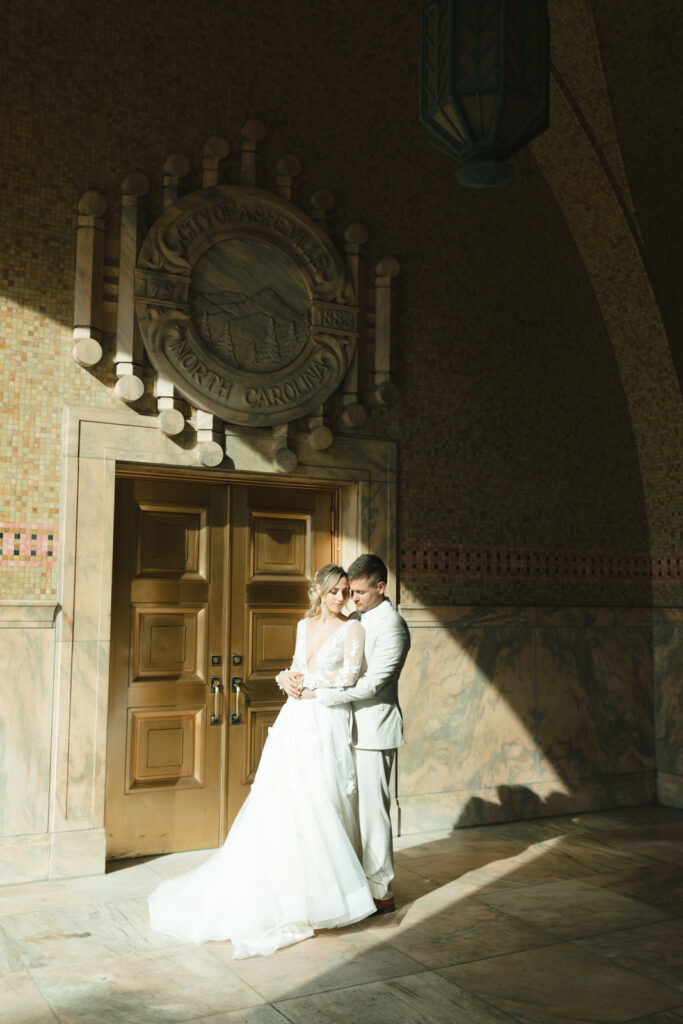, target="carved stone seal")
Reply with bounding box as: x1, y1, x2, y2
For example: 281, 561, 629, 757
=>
134, 185, 358, 426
